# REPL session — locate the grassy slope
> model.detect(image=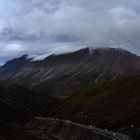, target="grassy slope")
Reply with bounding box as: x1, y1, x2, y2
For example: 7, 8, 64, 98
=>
51, 75, 140, 139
